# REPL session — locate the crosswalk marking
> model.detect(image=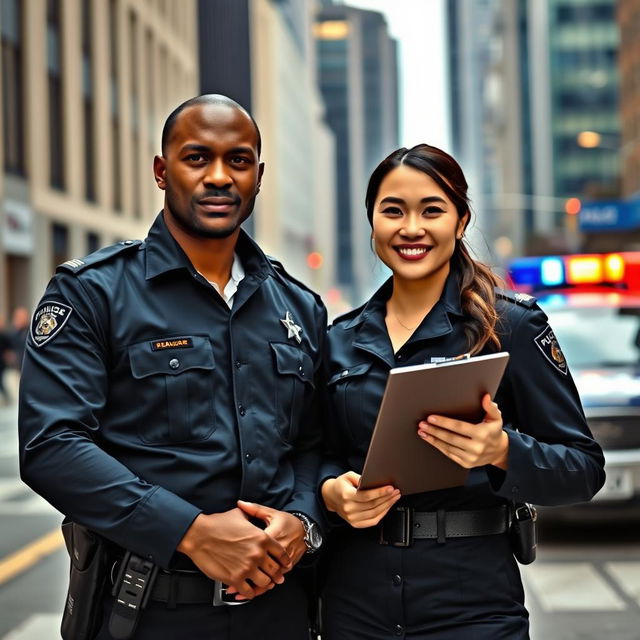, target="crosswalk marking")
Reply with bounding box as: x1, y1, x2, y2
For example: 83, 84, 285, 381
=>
521, 562, 627, 611
2, 614, 60, 640
605, 562, 640, 605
